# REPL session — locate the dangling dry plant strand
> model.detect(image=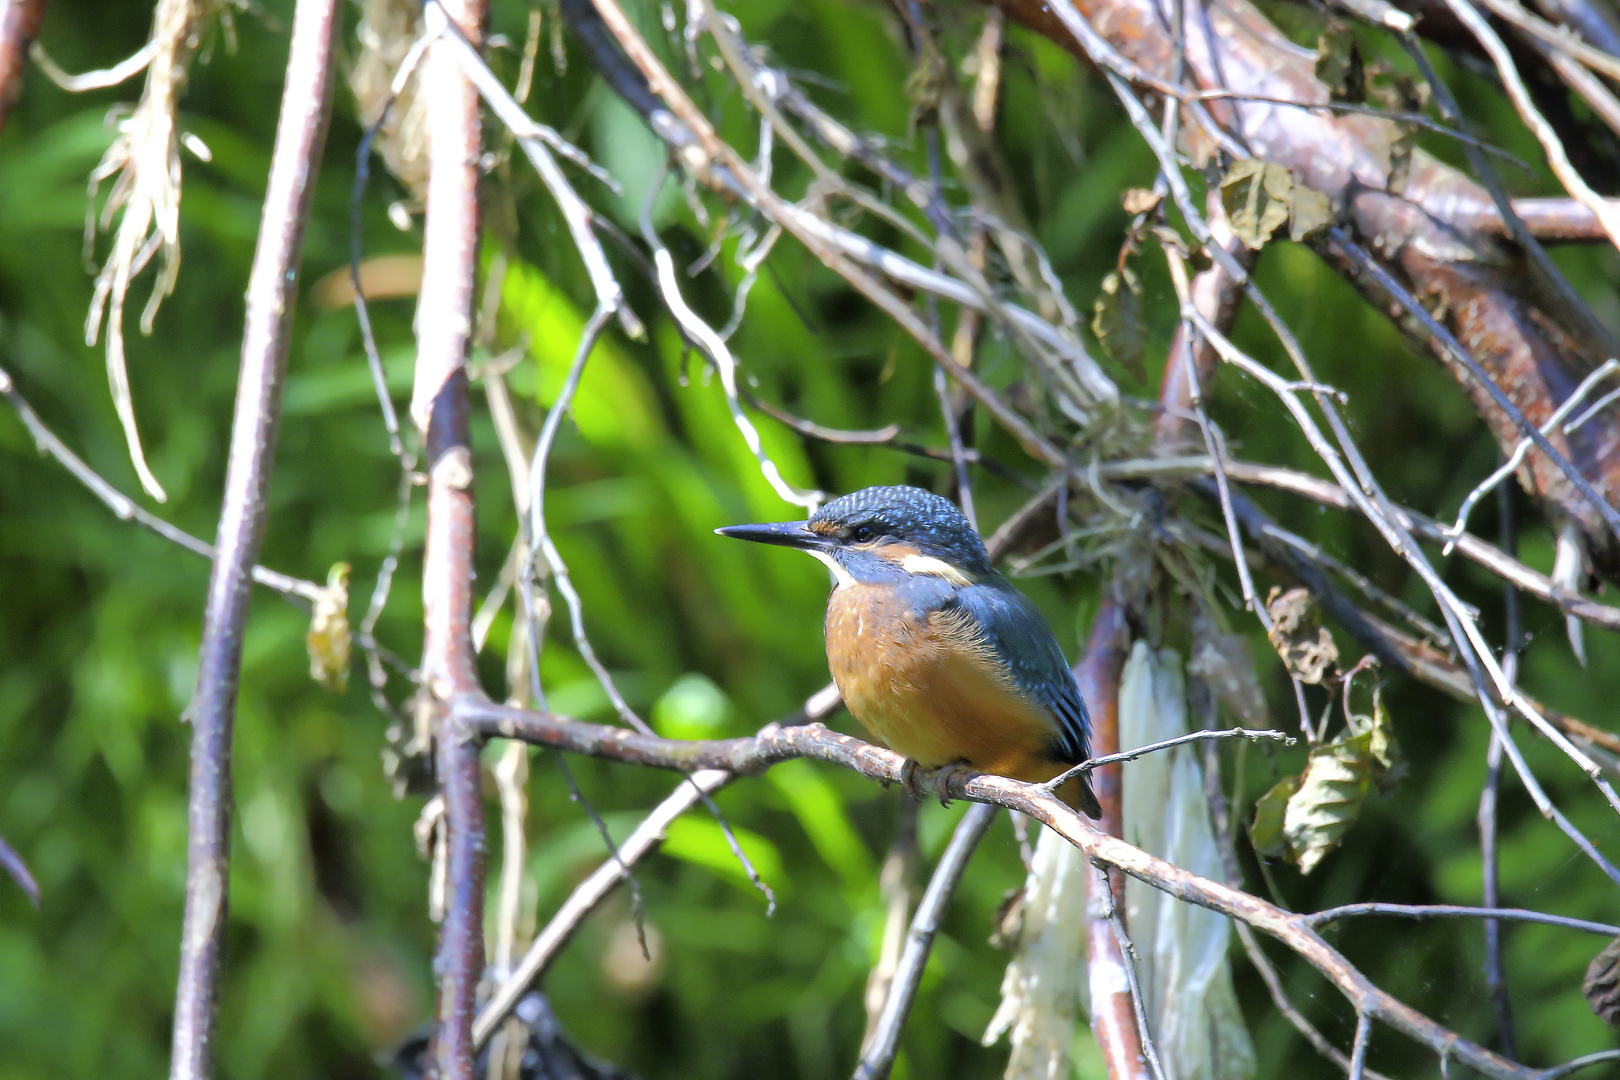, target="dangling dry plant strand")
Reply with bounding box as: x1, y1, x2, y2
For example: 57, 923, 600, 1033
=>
83, 0, 224, 502
351, 0, 432, 200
